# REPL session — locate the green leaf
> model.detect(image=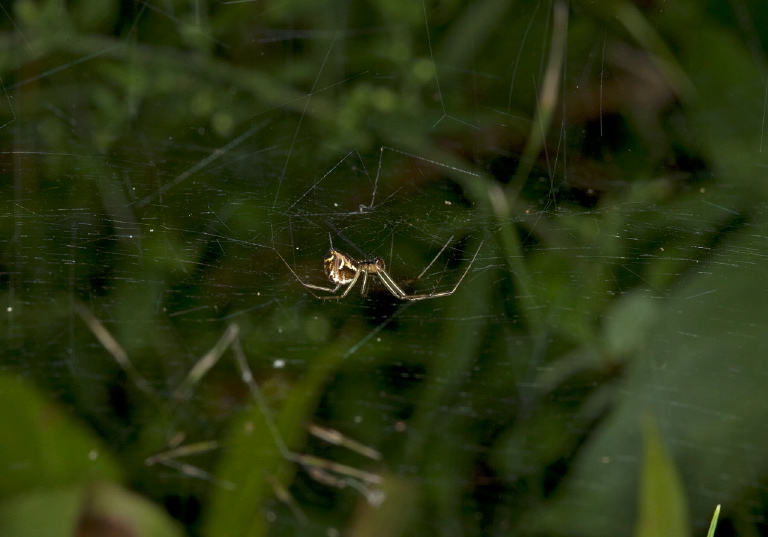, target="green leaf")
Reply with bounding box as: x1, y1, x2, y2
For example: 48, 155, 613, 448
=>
0, 376, 180, 537
635, 416, 689, 537
707, 505, 721, 537
0, 487, 81, 537
0, 374, 120, 499
0, 483, 184, 537
203, 337, 352, 537
527, 219, 768, 536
